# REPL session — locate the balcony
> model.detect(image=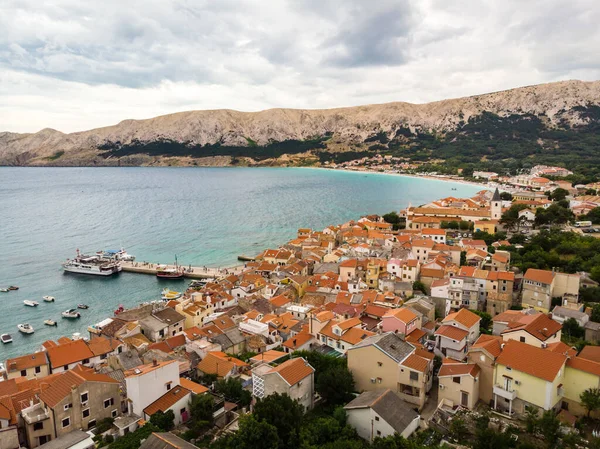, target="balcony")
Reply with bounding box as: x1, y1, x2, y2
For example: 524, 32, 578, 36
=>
493, 384, 517, 401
